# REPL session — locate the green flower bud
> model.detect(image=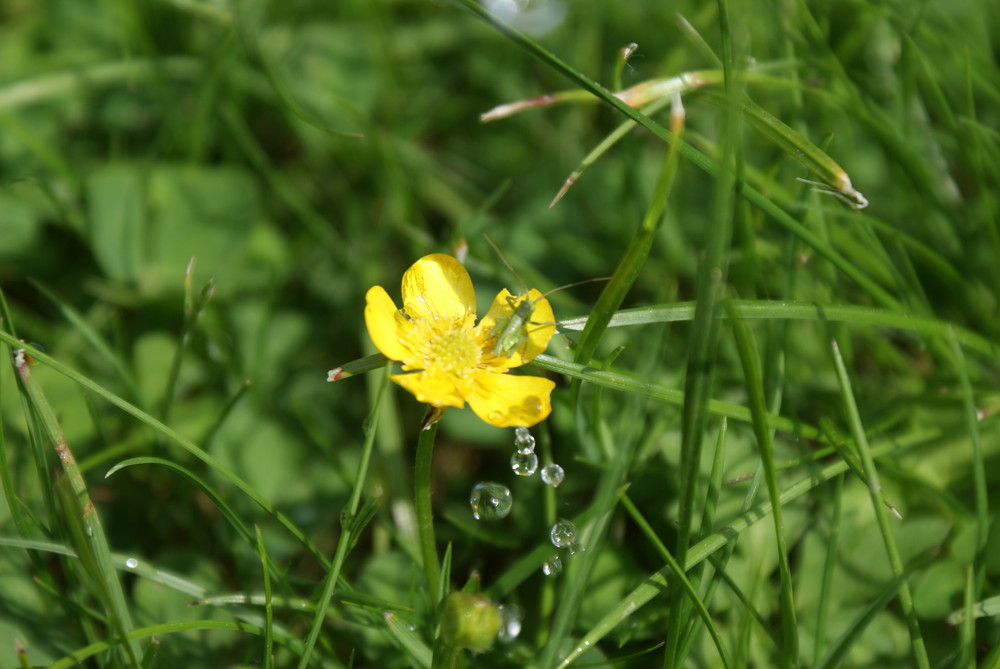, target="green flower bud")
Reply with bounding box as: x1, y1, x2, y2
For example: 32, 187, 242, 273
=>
440, 592, 502, 652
